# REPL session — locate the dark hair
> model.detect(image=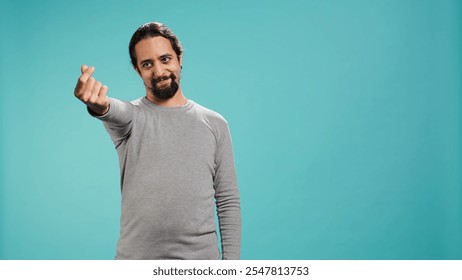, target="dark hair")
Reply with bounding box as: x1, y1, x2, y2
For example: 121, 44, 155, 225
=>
129, 22, 183, 70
